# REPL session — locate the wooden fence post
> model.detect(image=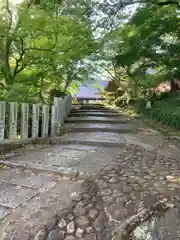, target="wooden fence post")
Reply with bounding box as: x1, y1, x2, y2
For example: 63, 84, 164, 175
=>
32, 104, 39, 139
54, 97, 62, 134
21, 103, 29, 139
51, 105, 56, 136
0, 102, 5, 141
9, 102, 18, 140
41, 105, 49, 137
